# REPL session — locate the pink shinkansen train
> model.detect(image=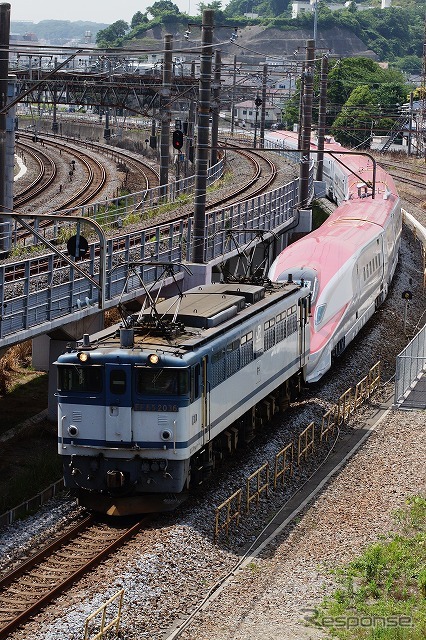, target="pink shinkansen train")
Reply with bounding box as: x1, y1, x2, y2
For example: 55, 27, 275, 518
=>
268, 132, 401, 382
